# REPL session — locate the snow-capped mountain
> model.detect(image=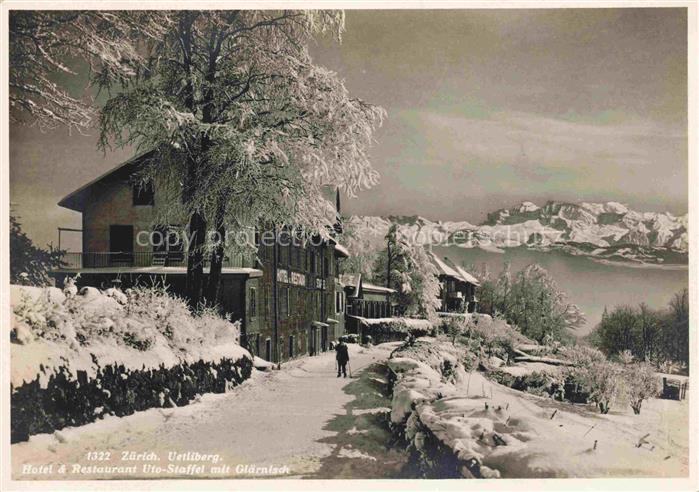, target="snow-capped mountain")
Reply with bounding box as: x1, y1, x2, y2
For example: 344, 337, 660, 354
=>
347, 201, 688, 266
